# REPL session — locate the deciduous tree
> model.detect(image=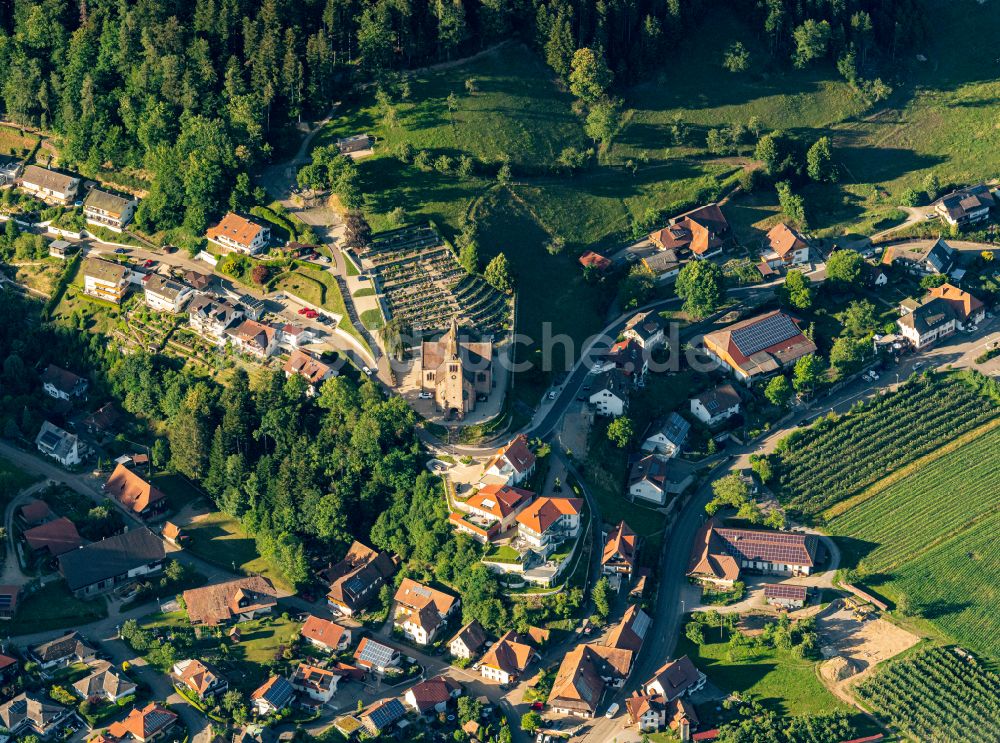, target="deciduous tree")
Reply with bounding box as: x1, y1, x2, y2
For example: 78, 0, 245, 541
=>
676, 260, 725, 319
